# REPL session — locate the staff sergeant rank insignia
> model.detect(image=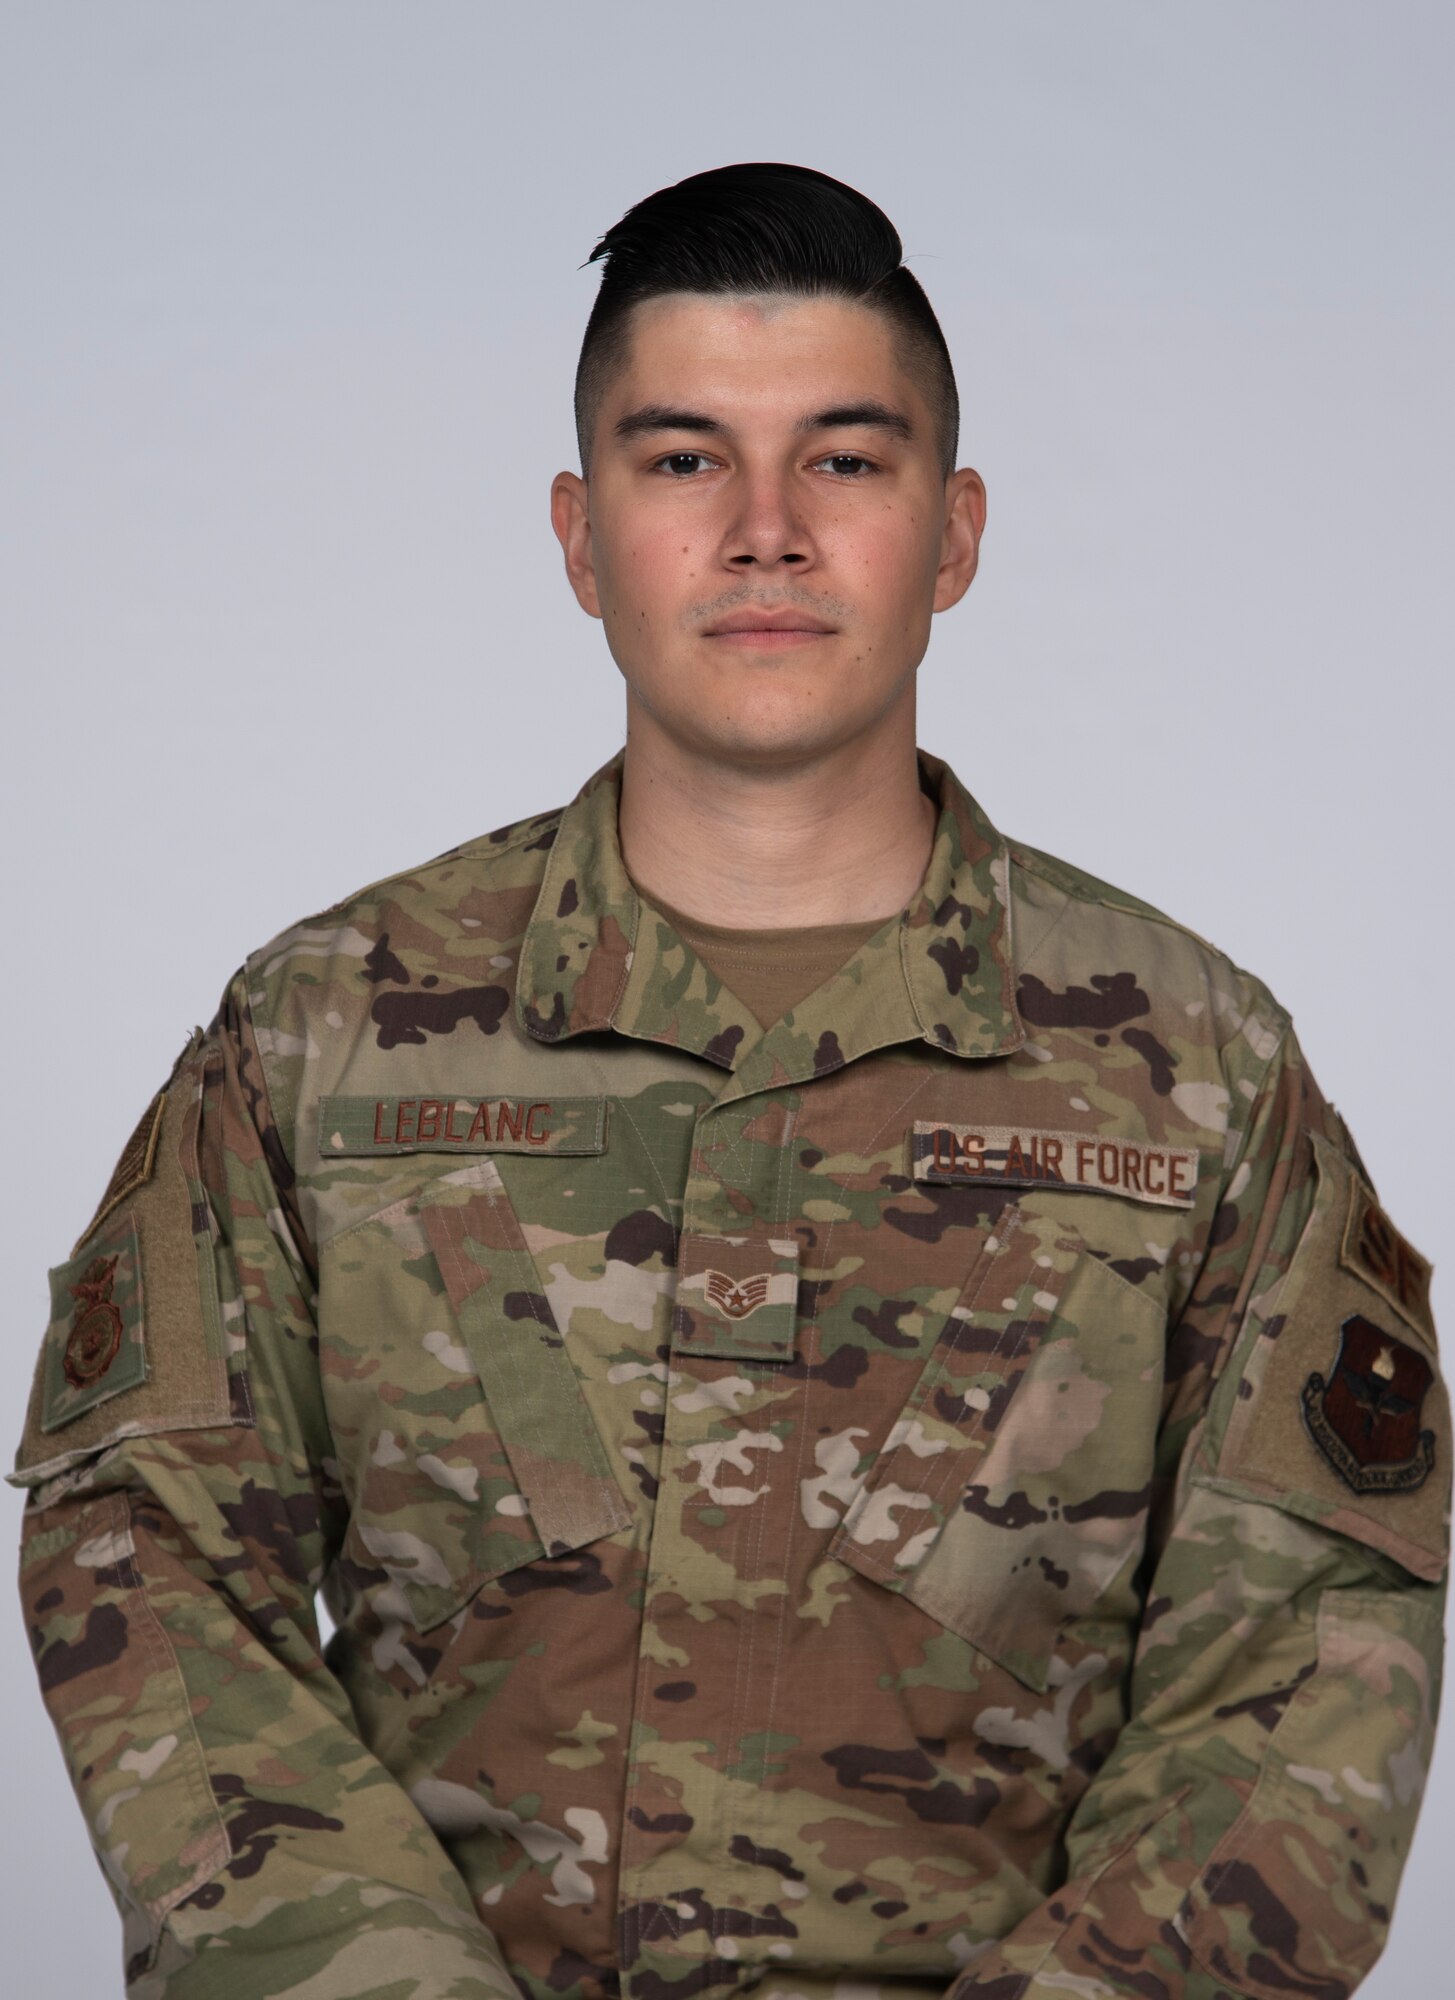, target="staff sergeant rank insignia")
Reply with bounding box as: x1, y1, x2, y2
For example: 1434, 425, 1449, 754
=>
1302, 1311, 1436, 1494
704, 1270, 772, 1321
